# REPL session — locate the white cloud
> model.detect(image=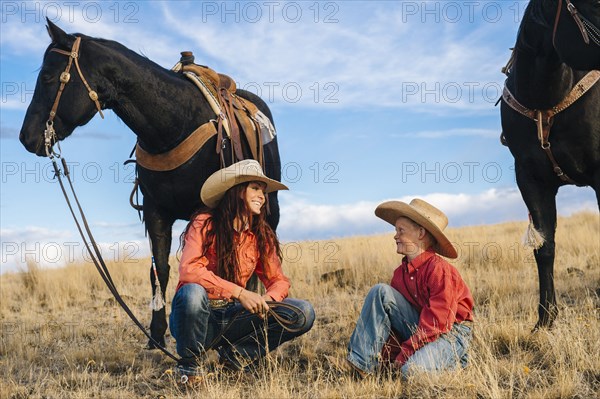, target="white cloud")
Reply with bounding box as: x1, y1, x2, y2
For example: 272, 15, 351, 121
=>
0, 217, 191, 274
0, 229, 150, 274
277, 187, 598, 241
390, 128, 499, 139
2, 187, 596, 273
159, 2, 511, 112
0, 22, 49, 54
3, 2, 512, 113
